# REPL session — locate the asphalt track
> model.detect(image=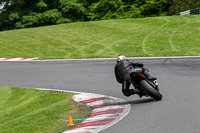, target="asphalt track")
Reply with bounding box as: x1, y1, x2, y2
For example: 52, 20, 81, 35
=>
0, 57, 200, 133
